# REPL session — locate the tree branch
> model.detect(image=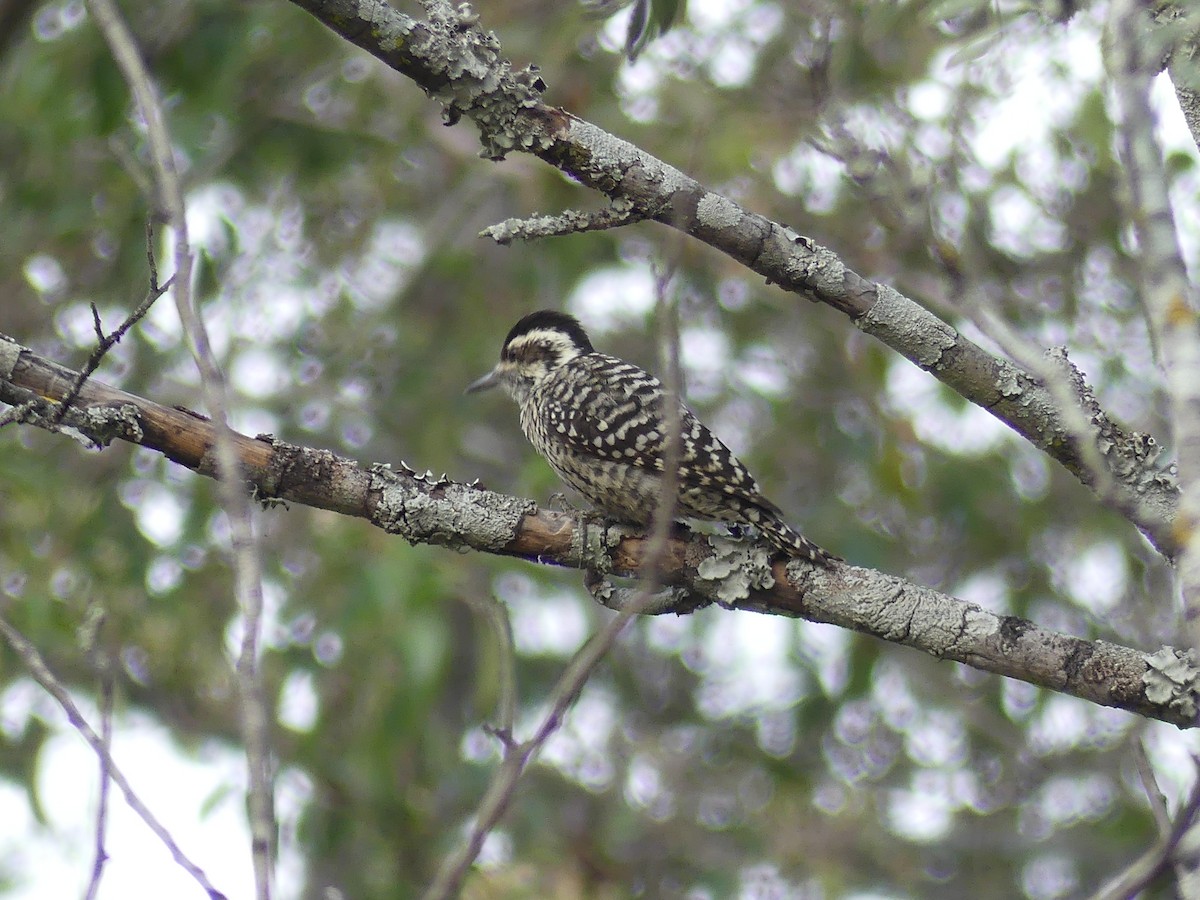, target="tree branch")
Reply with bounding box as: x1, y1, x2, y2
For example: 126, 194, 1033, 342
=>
1107, 0, 1200, 649
0, 612, 227, 900
84, 1, 277, 891
282, 0, 1179, 557
52, 224, 171, 426
2, 331, 1195, 728
423, 270, 691, 899
1091, 756, 1200, 900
